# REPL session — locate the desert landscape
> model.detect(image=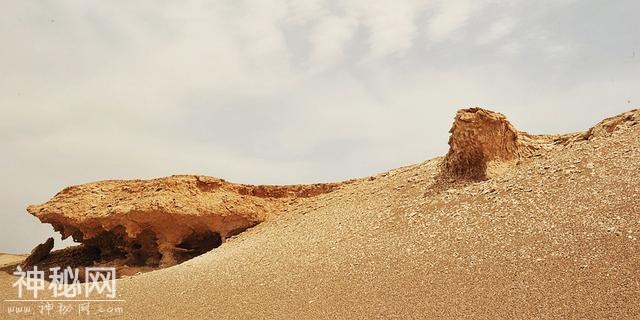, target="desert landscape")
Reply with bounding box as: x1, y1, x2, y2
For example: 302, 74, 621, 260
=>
3, 1, 639, 319
1, 108, 639, 319
0, 255, 26, 269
